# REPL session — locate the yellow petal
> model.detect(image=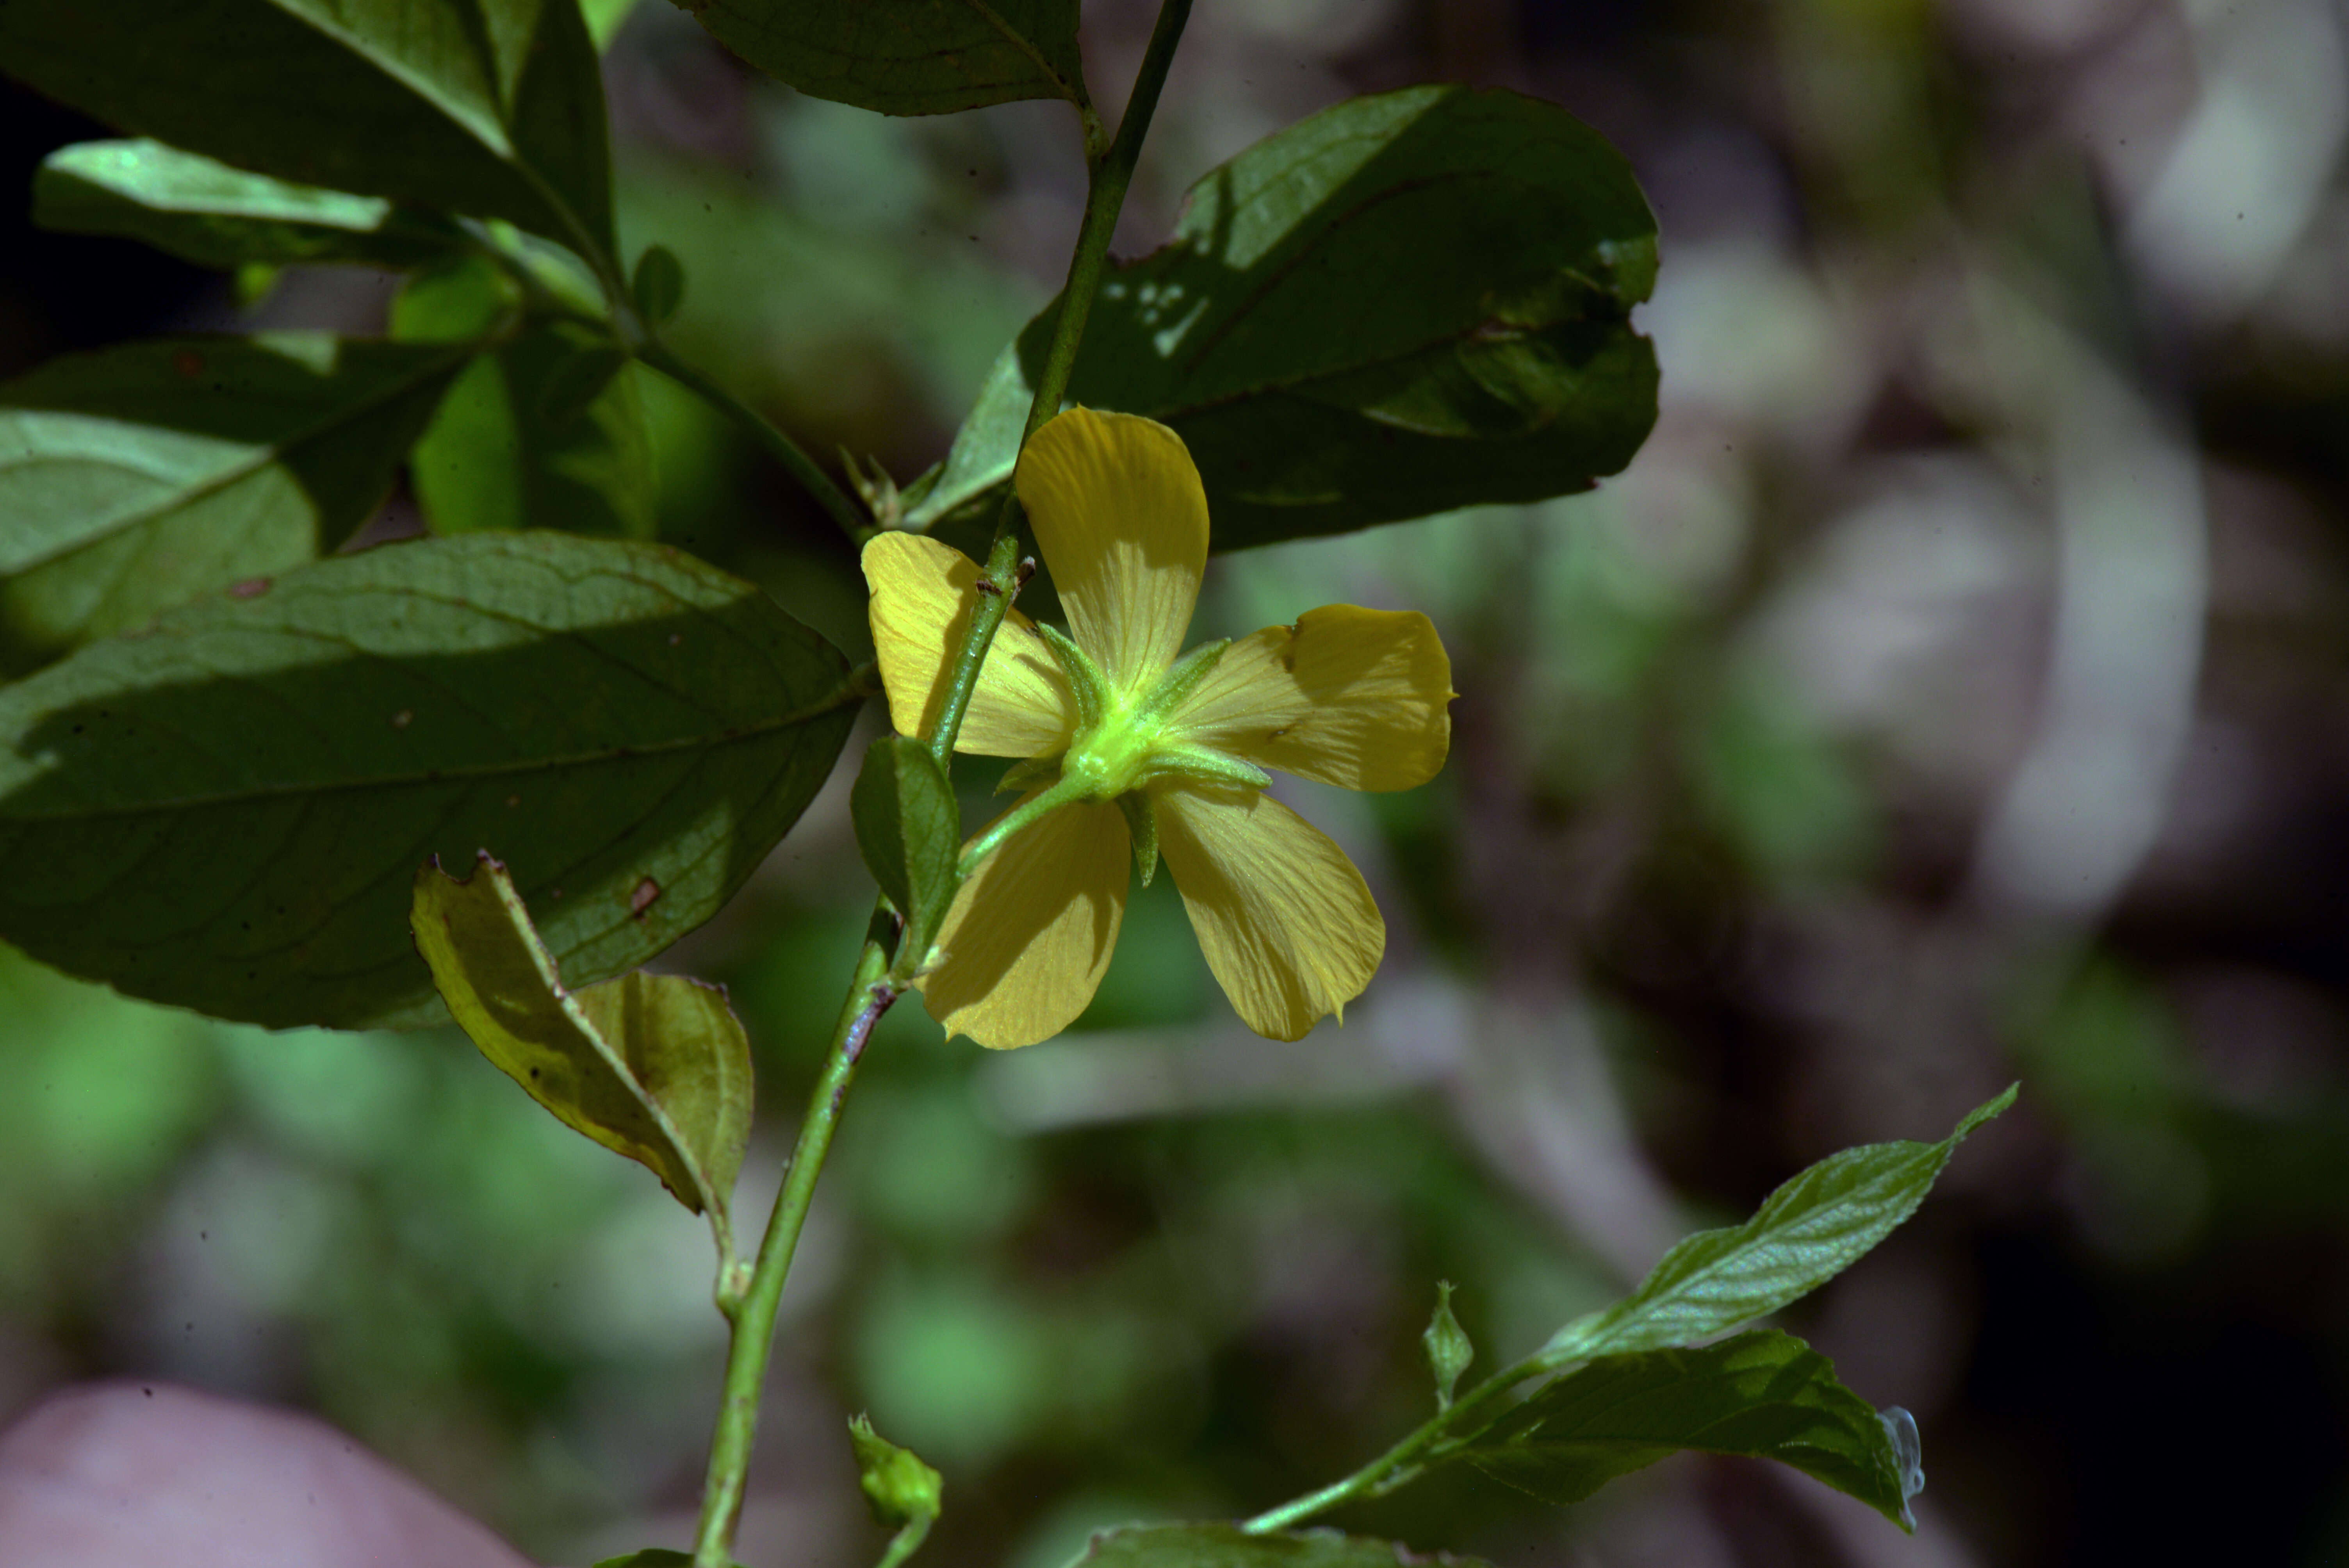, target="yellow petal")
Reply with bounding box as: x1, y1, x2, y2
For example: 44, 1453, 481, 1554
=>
917, 796, 1130, 1048
862, 531, 1076, 757
1016, 407, 1207, 691
1172, 605, 1452, 791
1153, 786, 1383, 1041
